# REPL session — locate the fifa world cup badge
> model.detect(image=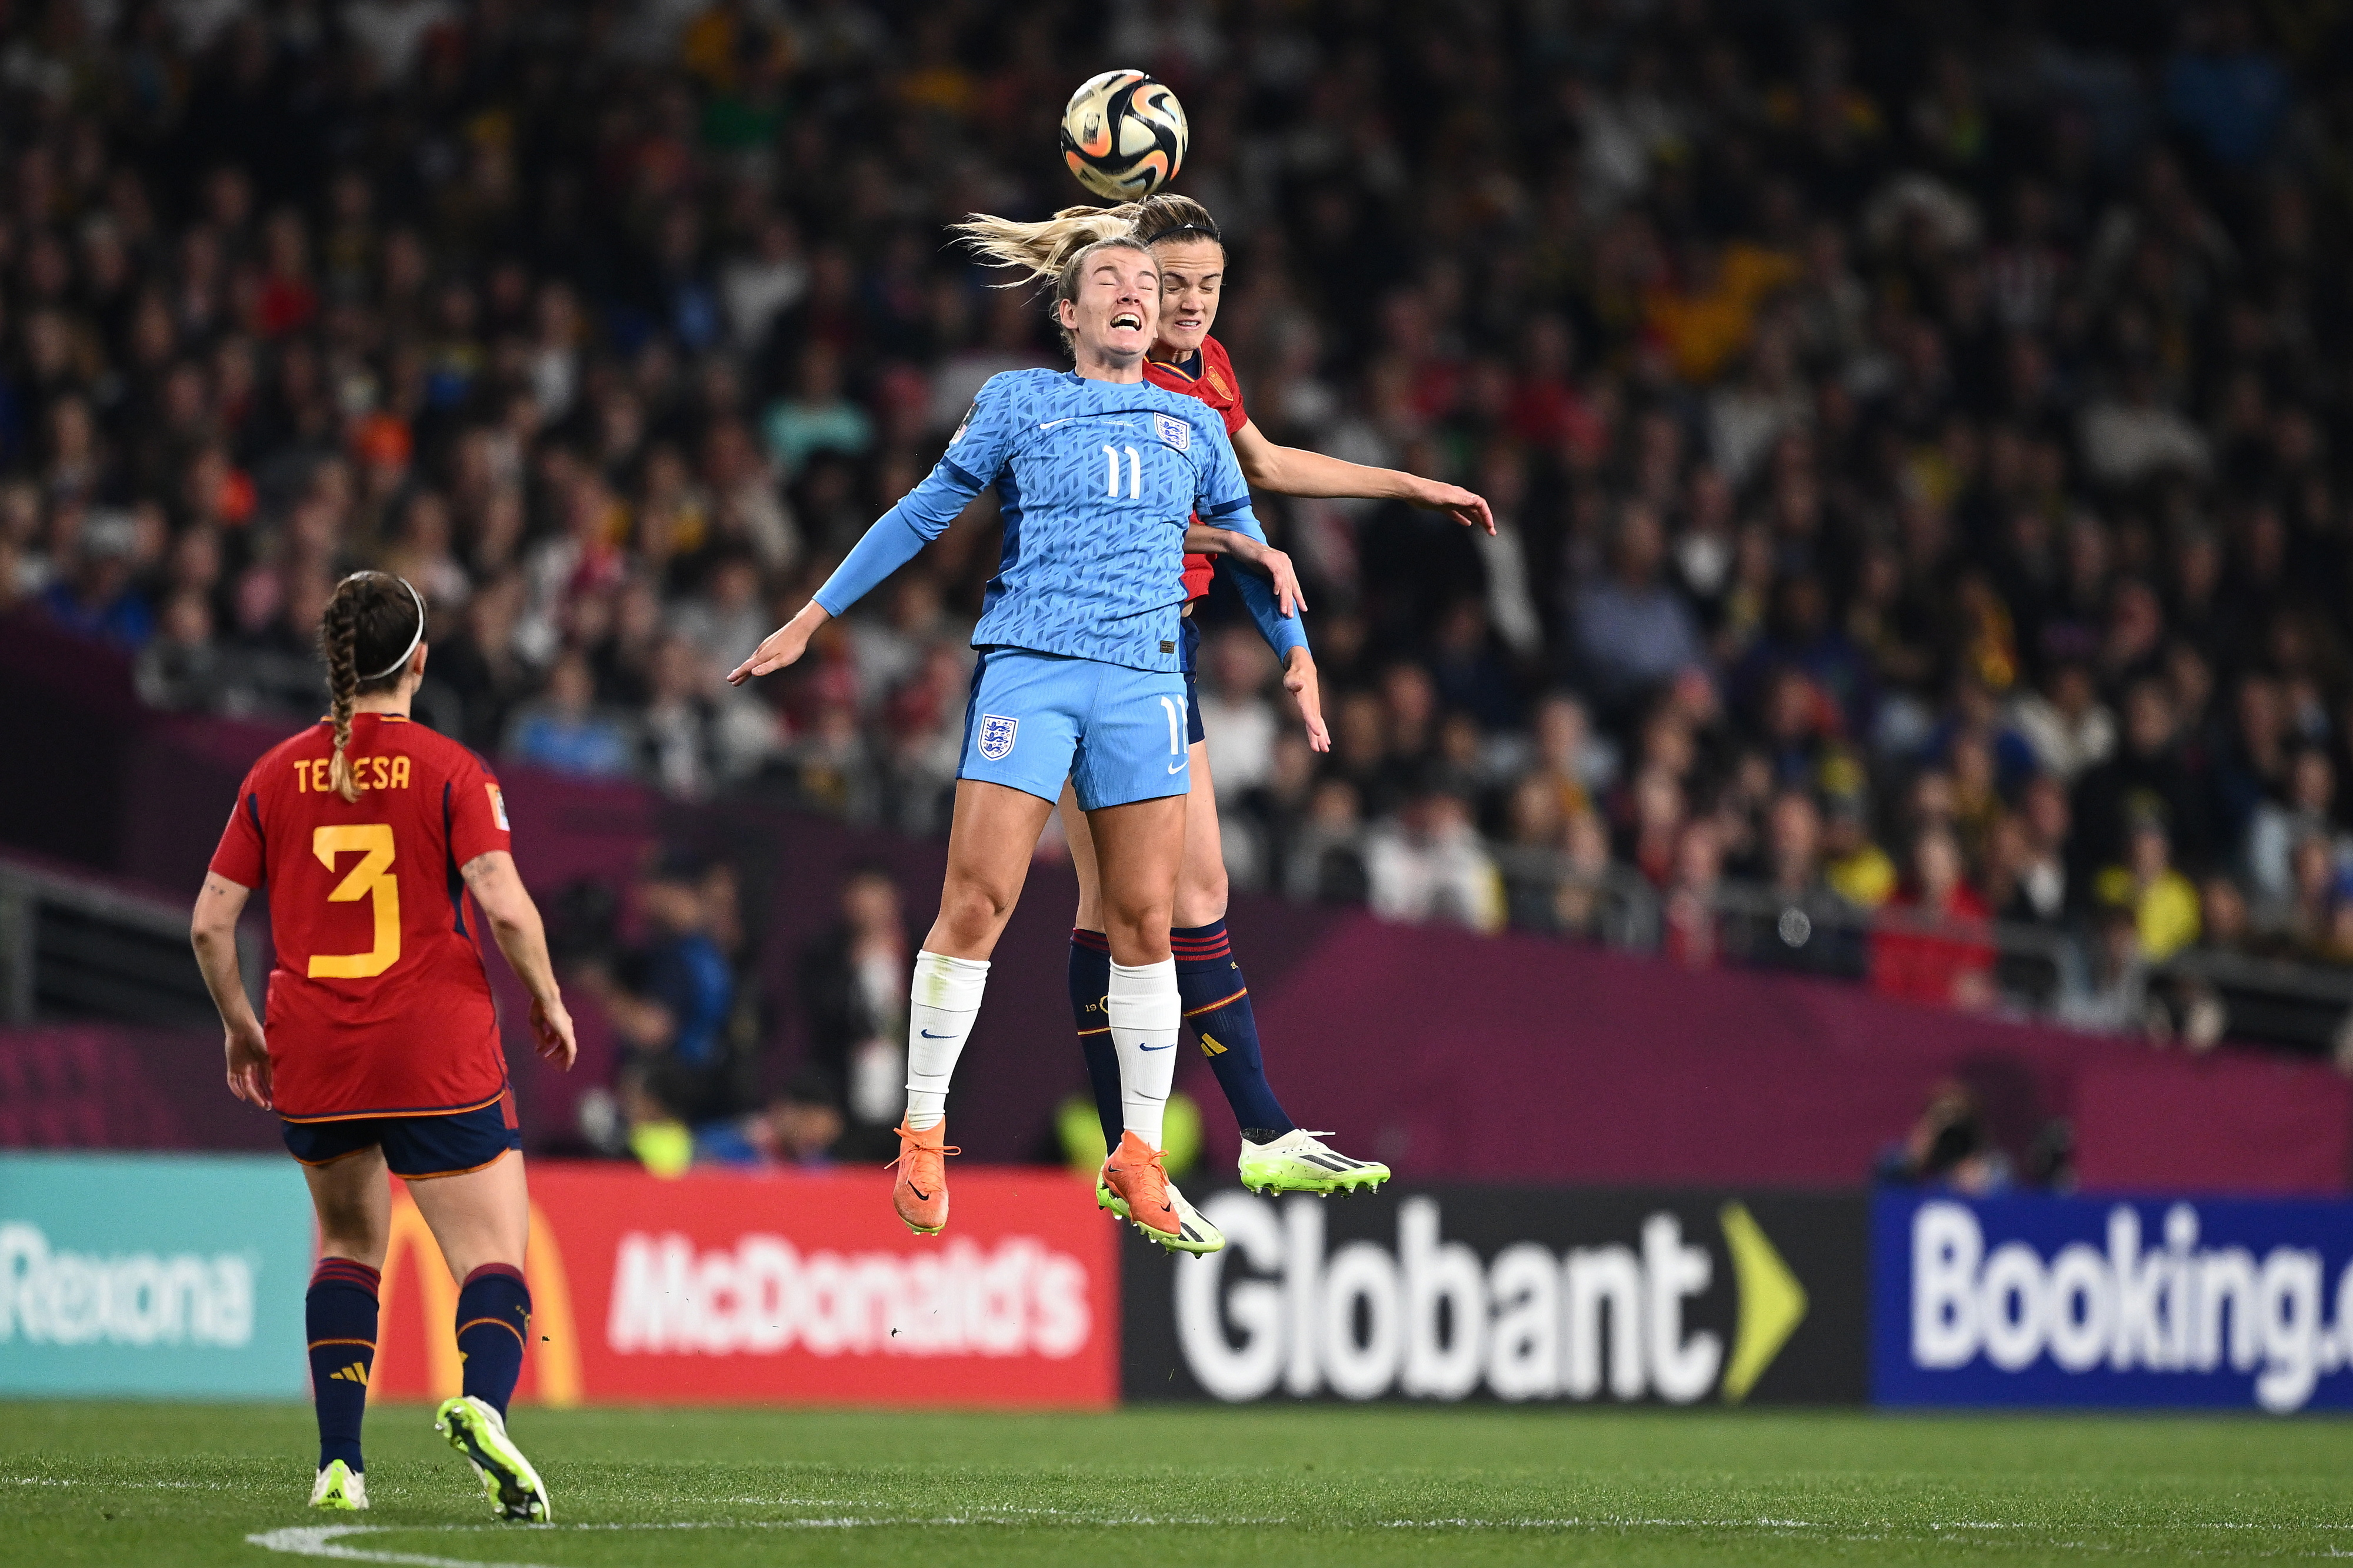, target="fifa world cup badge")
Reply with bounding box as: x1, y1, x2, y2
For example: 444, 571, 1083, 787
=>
1153, 412, 1190, 451
978, 714, 1018, 760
